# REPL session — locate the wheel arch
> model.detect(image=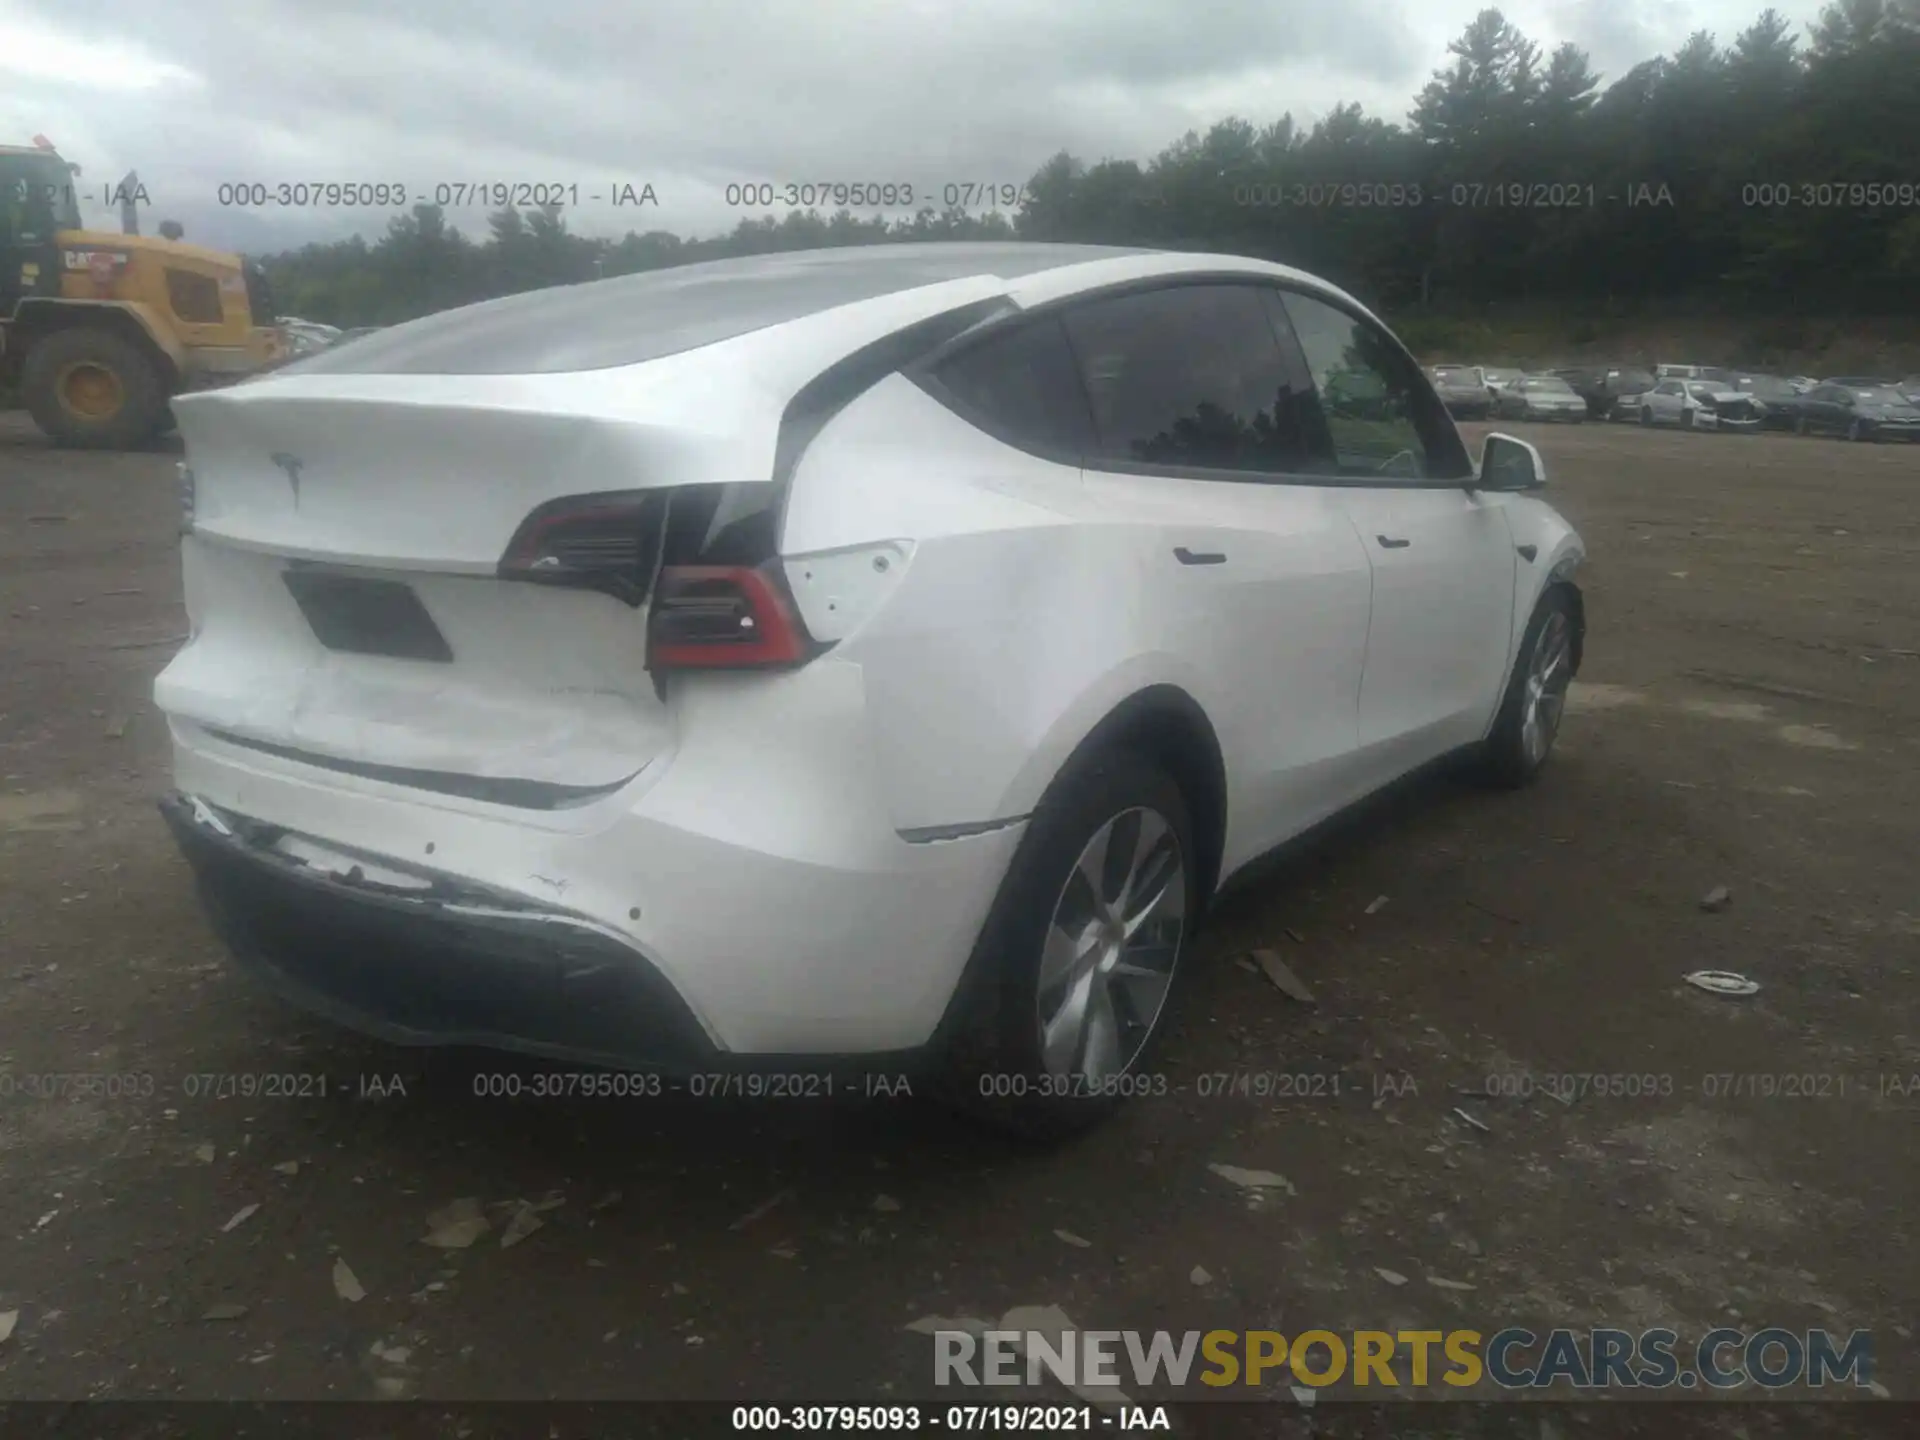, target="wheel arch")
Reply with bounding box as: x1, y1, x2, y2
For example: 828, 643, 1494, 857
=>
1552, 570, 1587, 674
1023, 683, 1229, 911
